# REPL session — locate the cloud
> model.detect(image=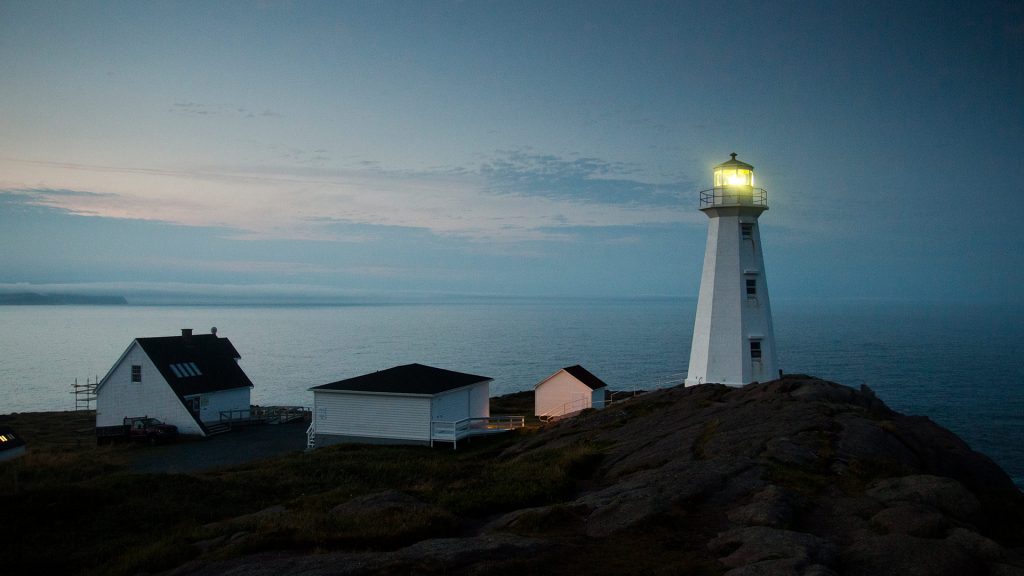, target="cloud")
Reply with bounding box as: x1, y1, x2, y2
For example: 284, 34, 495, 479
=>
170, 101, 283, 119
0, 281, 407, 304
480, 149, 687, 207
0, 152, 701, 243
156, 257, 334, 276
